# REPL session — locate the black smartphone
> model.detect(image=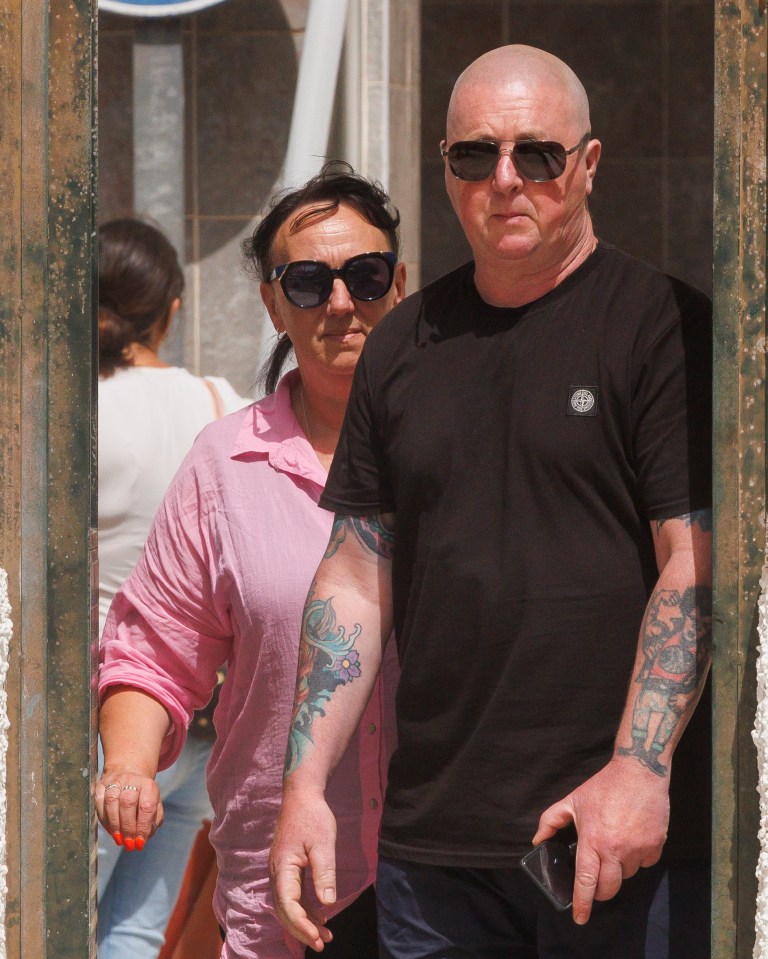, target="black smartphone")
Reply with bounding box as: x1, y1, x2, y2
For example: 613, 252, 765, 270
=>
520, 839, 577, 911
